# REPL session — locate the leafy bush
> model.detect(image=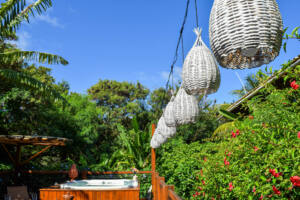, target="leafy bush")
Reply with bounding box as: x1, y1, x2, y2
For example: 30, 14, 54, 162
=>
158, 64, 300, 199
